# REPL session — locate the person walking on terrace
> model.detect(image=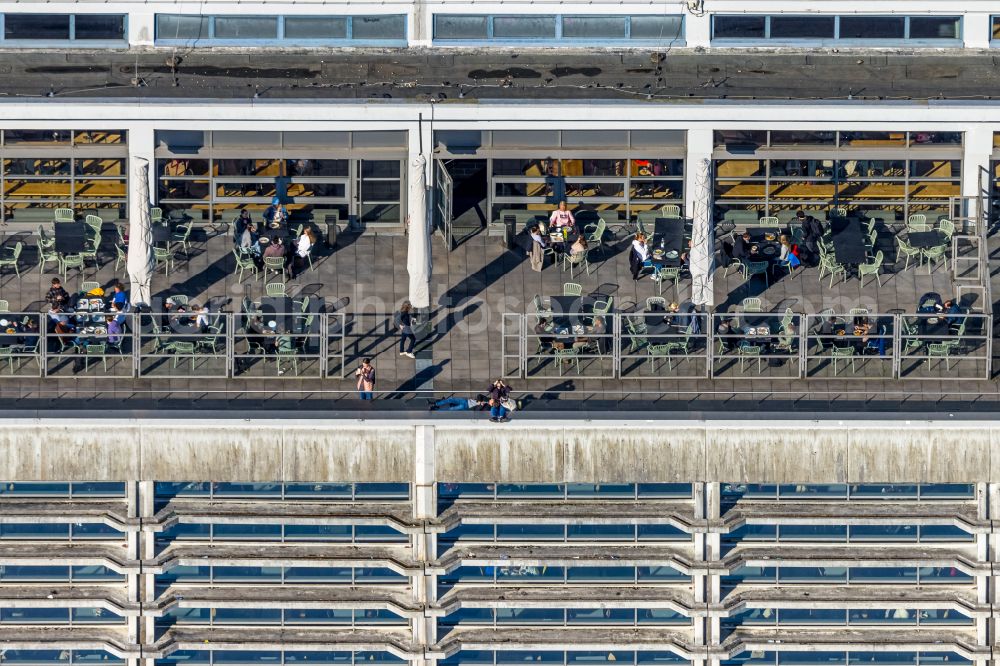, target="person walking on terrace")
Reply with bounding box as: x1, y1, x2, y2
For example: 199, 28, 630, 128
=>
394, 301, 416, 359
